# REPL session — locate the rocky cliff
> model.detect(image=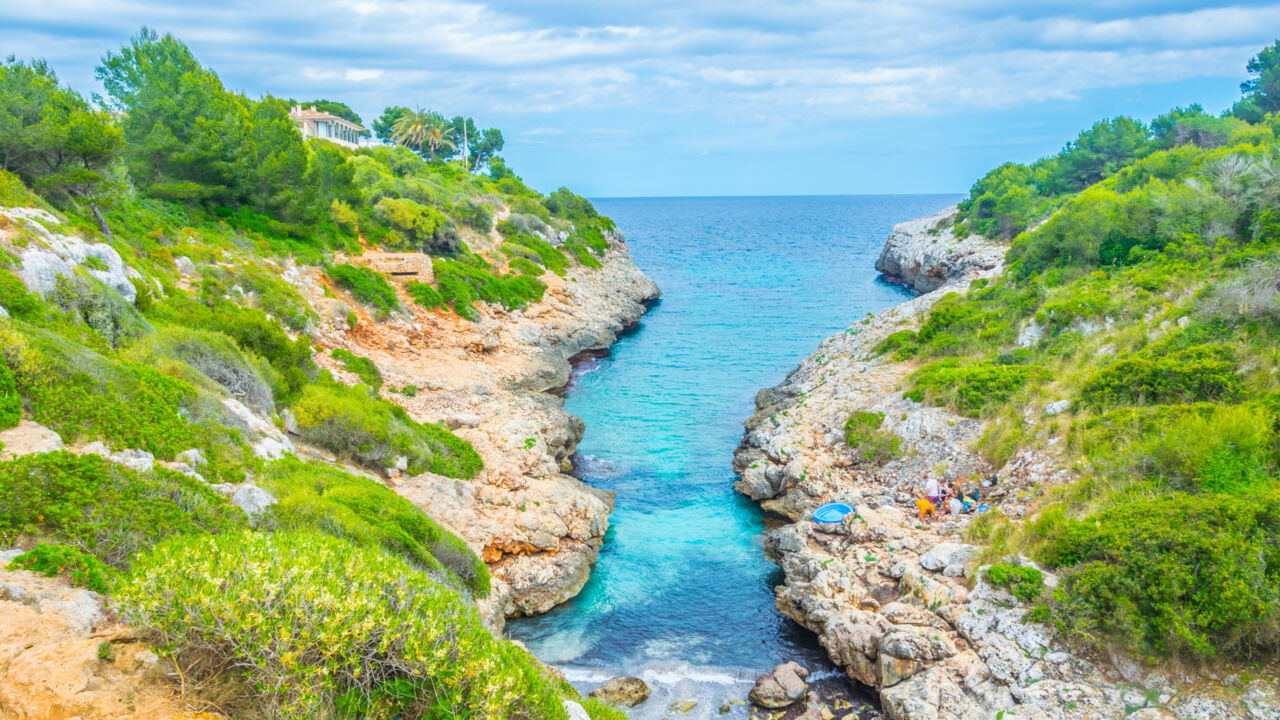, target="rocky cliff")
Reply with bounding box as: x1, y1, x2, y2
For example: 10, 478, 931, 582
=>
736, 211, 1280, 720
